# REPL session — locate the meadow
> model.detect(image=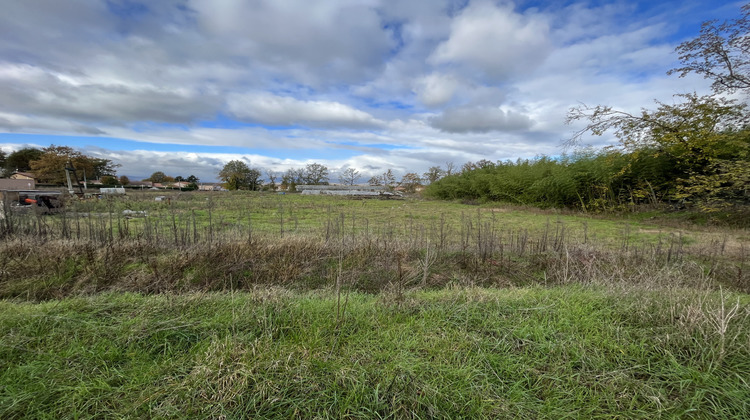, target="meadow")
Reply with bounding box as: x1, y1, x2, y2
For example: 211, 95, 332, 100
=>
1, 191, 749, 418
